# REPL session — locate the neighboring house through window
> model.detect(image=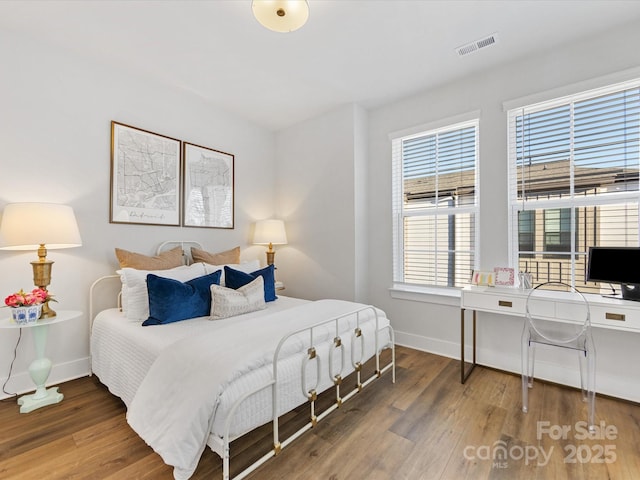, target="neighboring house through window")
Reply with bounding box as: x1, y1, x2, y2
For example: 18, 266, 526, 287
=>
392, 117, 479, 289
508, 80, 640, 292
518, 210, 535, 257
543, 208, 574, 254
